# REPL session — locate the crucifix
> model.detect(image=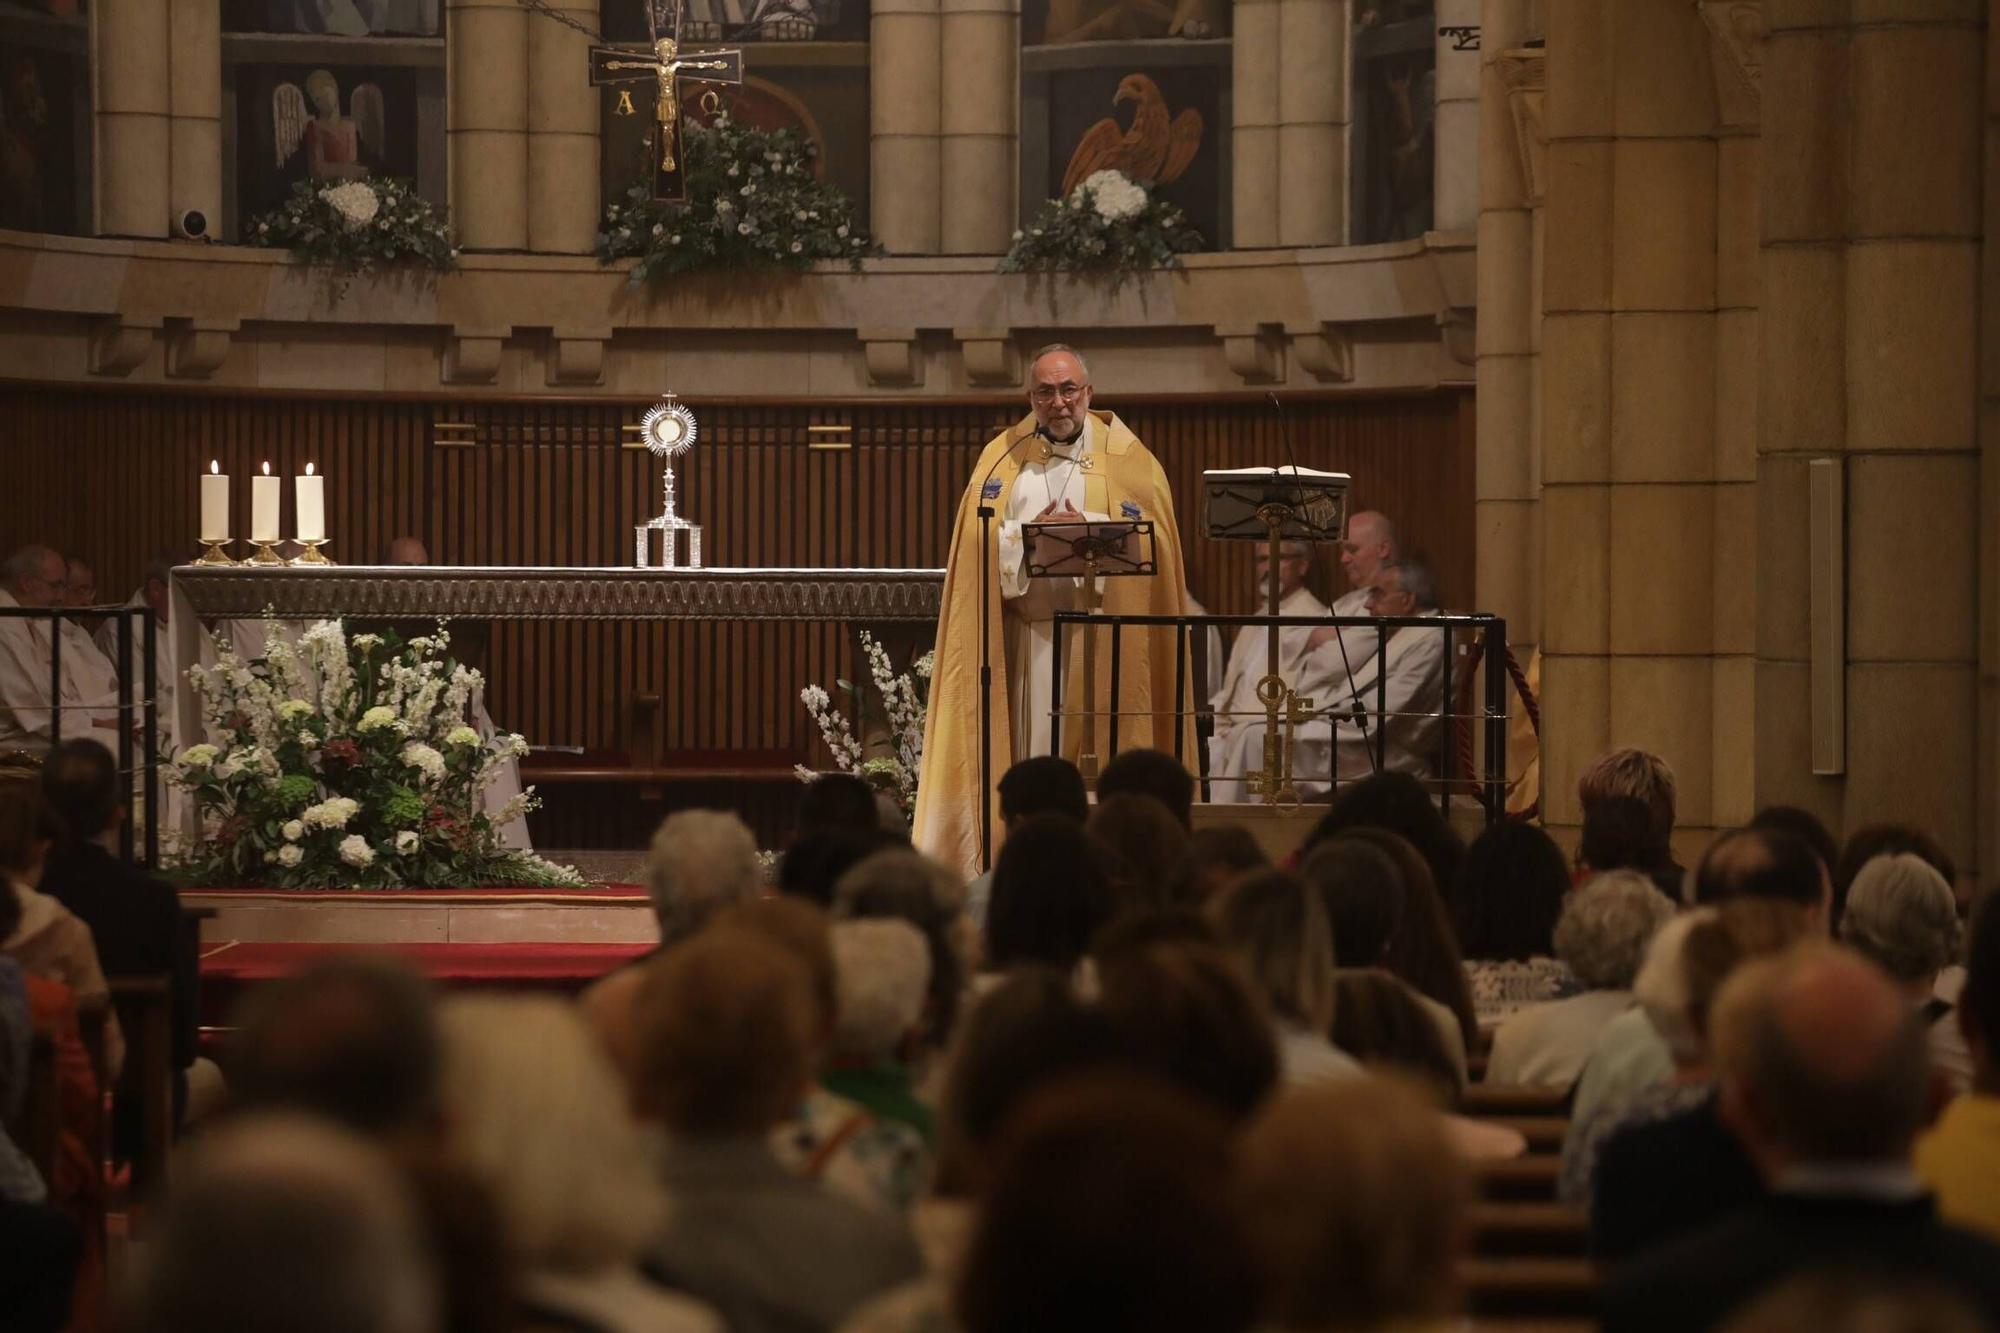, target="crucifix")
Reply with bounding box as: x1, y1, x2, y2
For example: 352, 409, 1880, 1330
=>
589, 2, 743, 203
